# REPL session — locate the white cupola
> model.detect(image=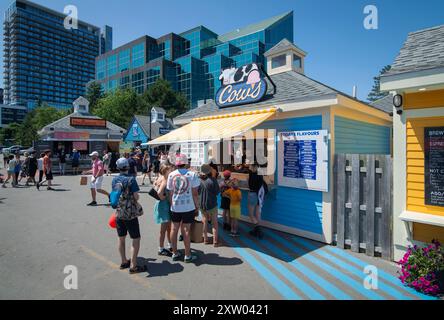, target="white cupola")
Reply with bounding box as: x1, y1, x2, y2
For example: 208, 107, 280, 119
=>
73, 96, 90, 114
151, 106, 166, 123
264, 38, 307, 76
